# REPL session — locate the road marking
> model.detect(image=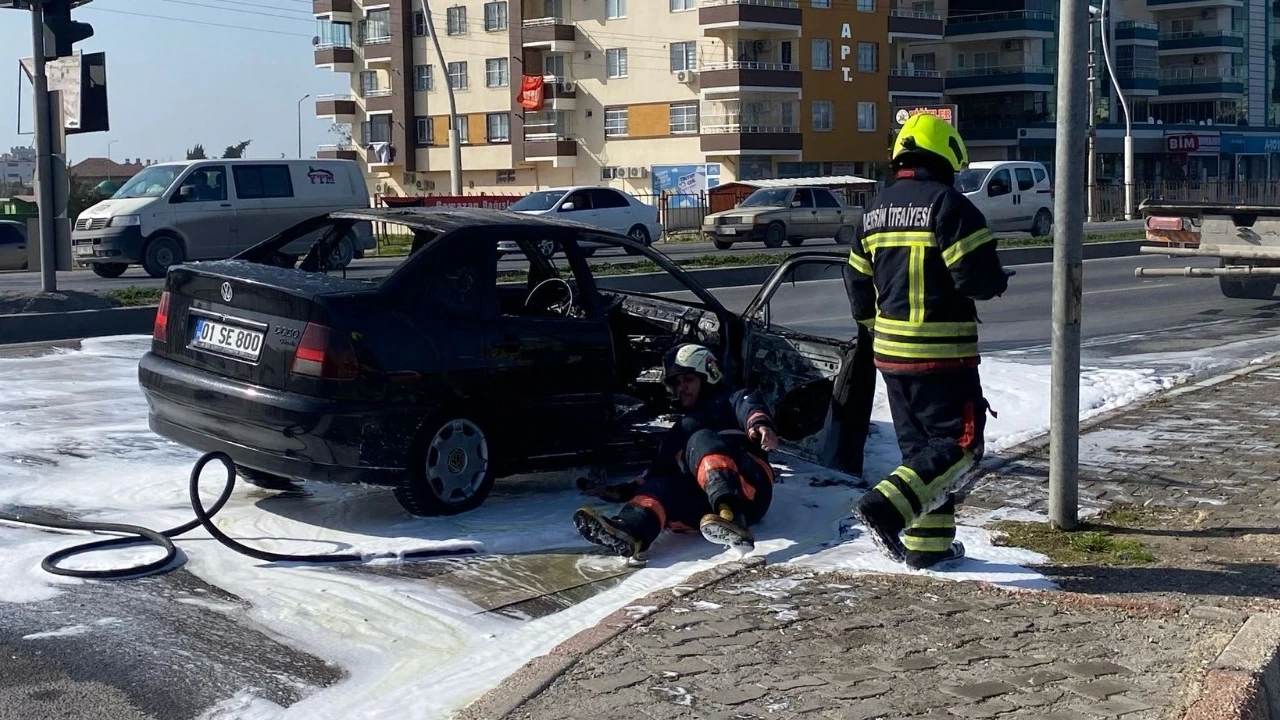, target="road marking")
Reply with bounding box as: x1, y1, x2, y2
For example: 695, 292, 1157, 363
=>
1083, 283, 1172, 296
